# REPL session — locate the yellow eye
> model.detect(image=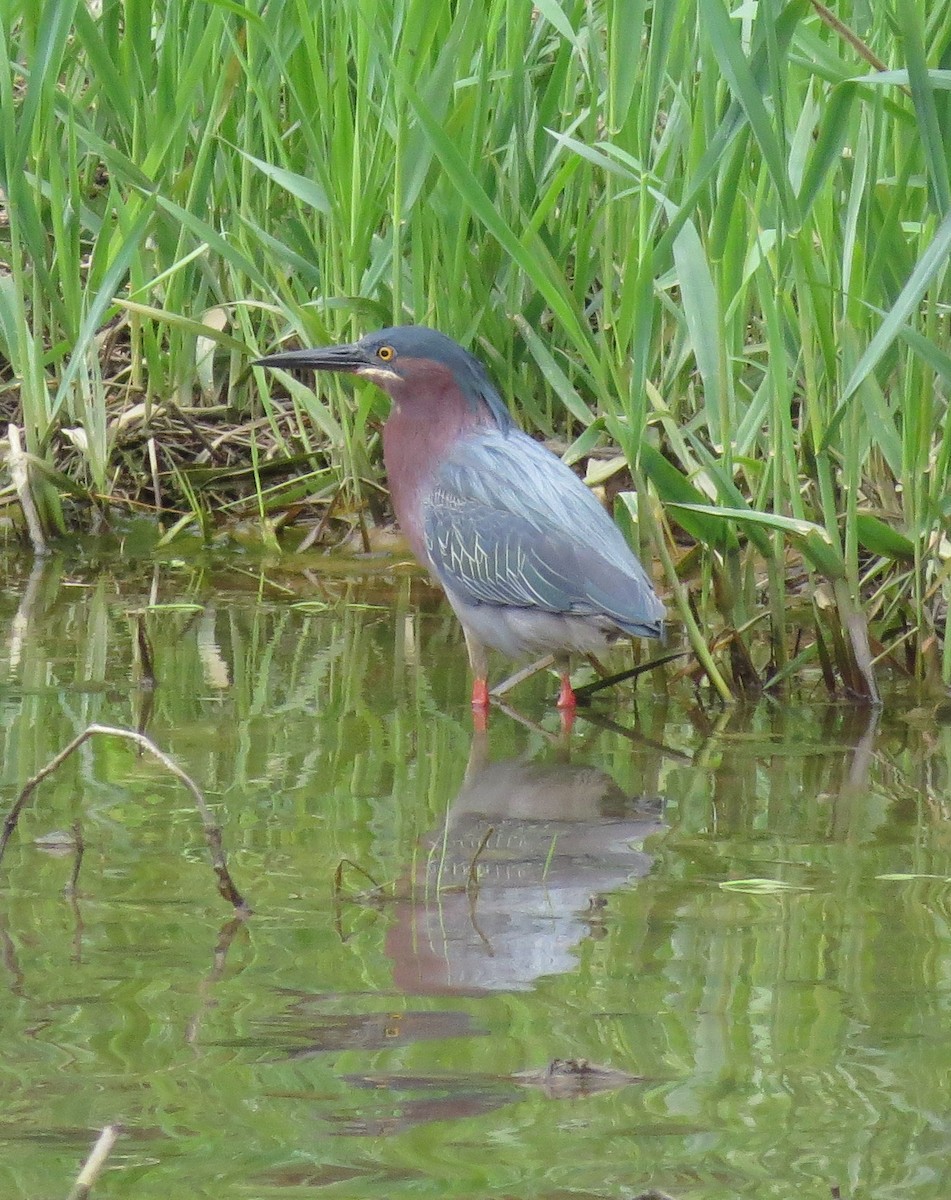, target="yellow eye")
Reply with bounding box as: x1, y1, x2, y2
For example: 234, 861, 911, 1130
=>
377, 345, 395, 362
